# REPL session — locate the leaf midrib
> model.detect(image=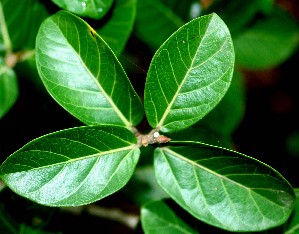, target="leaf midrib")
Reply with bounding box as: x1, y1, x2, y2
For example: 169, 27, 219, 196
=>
155, 16, 219, 130
51, 14, 132, 129
17, 145, 137, 172
162, 147, 288, 210
49, 148, 137, 203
